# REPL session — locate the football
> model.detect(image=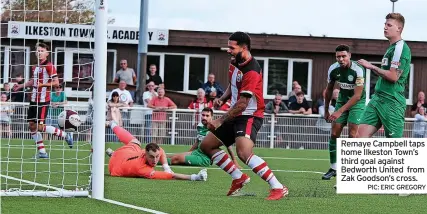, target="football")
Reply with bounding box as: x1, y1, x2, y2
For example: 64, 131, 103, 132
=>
58, 110, 82, 132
